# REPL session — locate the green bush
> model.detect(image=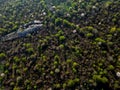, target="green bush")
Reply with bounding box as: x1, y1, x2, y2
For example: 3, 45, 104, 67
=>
114, 81, 120, 89
72, 68, 77, 73
26, 48, 34, 54
110, 27, 116, 33
0, 53, 6, 60
54, 61, 58, 66
55, 18, 62, 26
66, 59, 72, 63
72, 62, 78, 67
86, 33, 94, 38
93, 75, 108, 84
13, 56, 20, 63
67, 79, 75, 87
16, 76, 22, 84
74, 78, 80, 83
54, 83, 61, 89
107, 65, 115, 71
59, 36, 65, 42
63, 19, 75, 28
23, 43, 32, 48
50, 71, 54, 75
59, 44, 64, 49
62, 83, 67, 88
54, 55, 60, 61
95, 38, 106, 44
67, 78, 80, 87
